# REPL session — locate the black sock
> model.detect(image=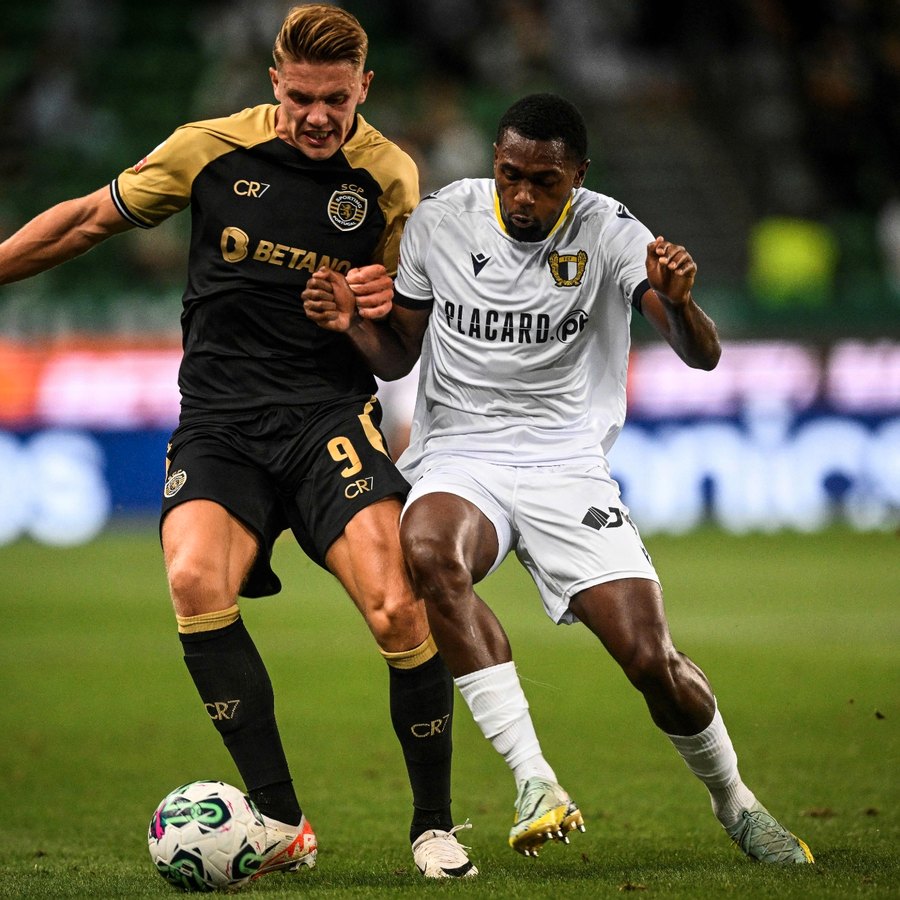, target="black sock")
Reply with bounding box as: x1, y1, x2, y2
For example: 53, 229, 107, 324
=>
248, 781, 302, 827
388, 653, 455, 842
180, 618, 302, 826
